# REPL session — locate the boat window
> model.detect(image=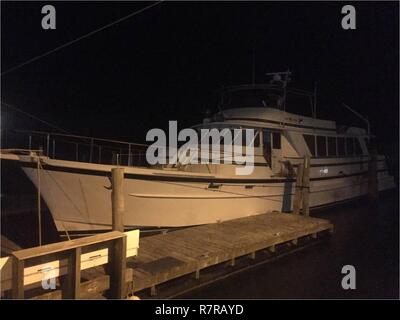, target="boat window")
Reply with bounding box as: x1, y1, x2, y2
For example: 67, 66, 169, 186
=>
214, 128, 260, 148
316, 136, 327, 157
219, 129, 231, 145
337, 137, 345, 156
243, 129, 260, 147
303, 134, 316, 156
263, 129, 272, 165
233, 130, 244, 146
272, 132, 281, 149
253, 130, 260, 148
346, 137, 354, 156
263, 130, 271, 145
354, 138, 363, 155
327, 136, 337, 156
